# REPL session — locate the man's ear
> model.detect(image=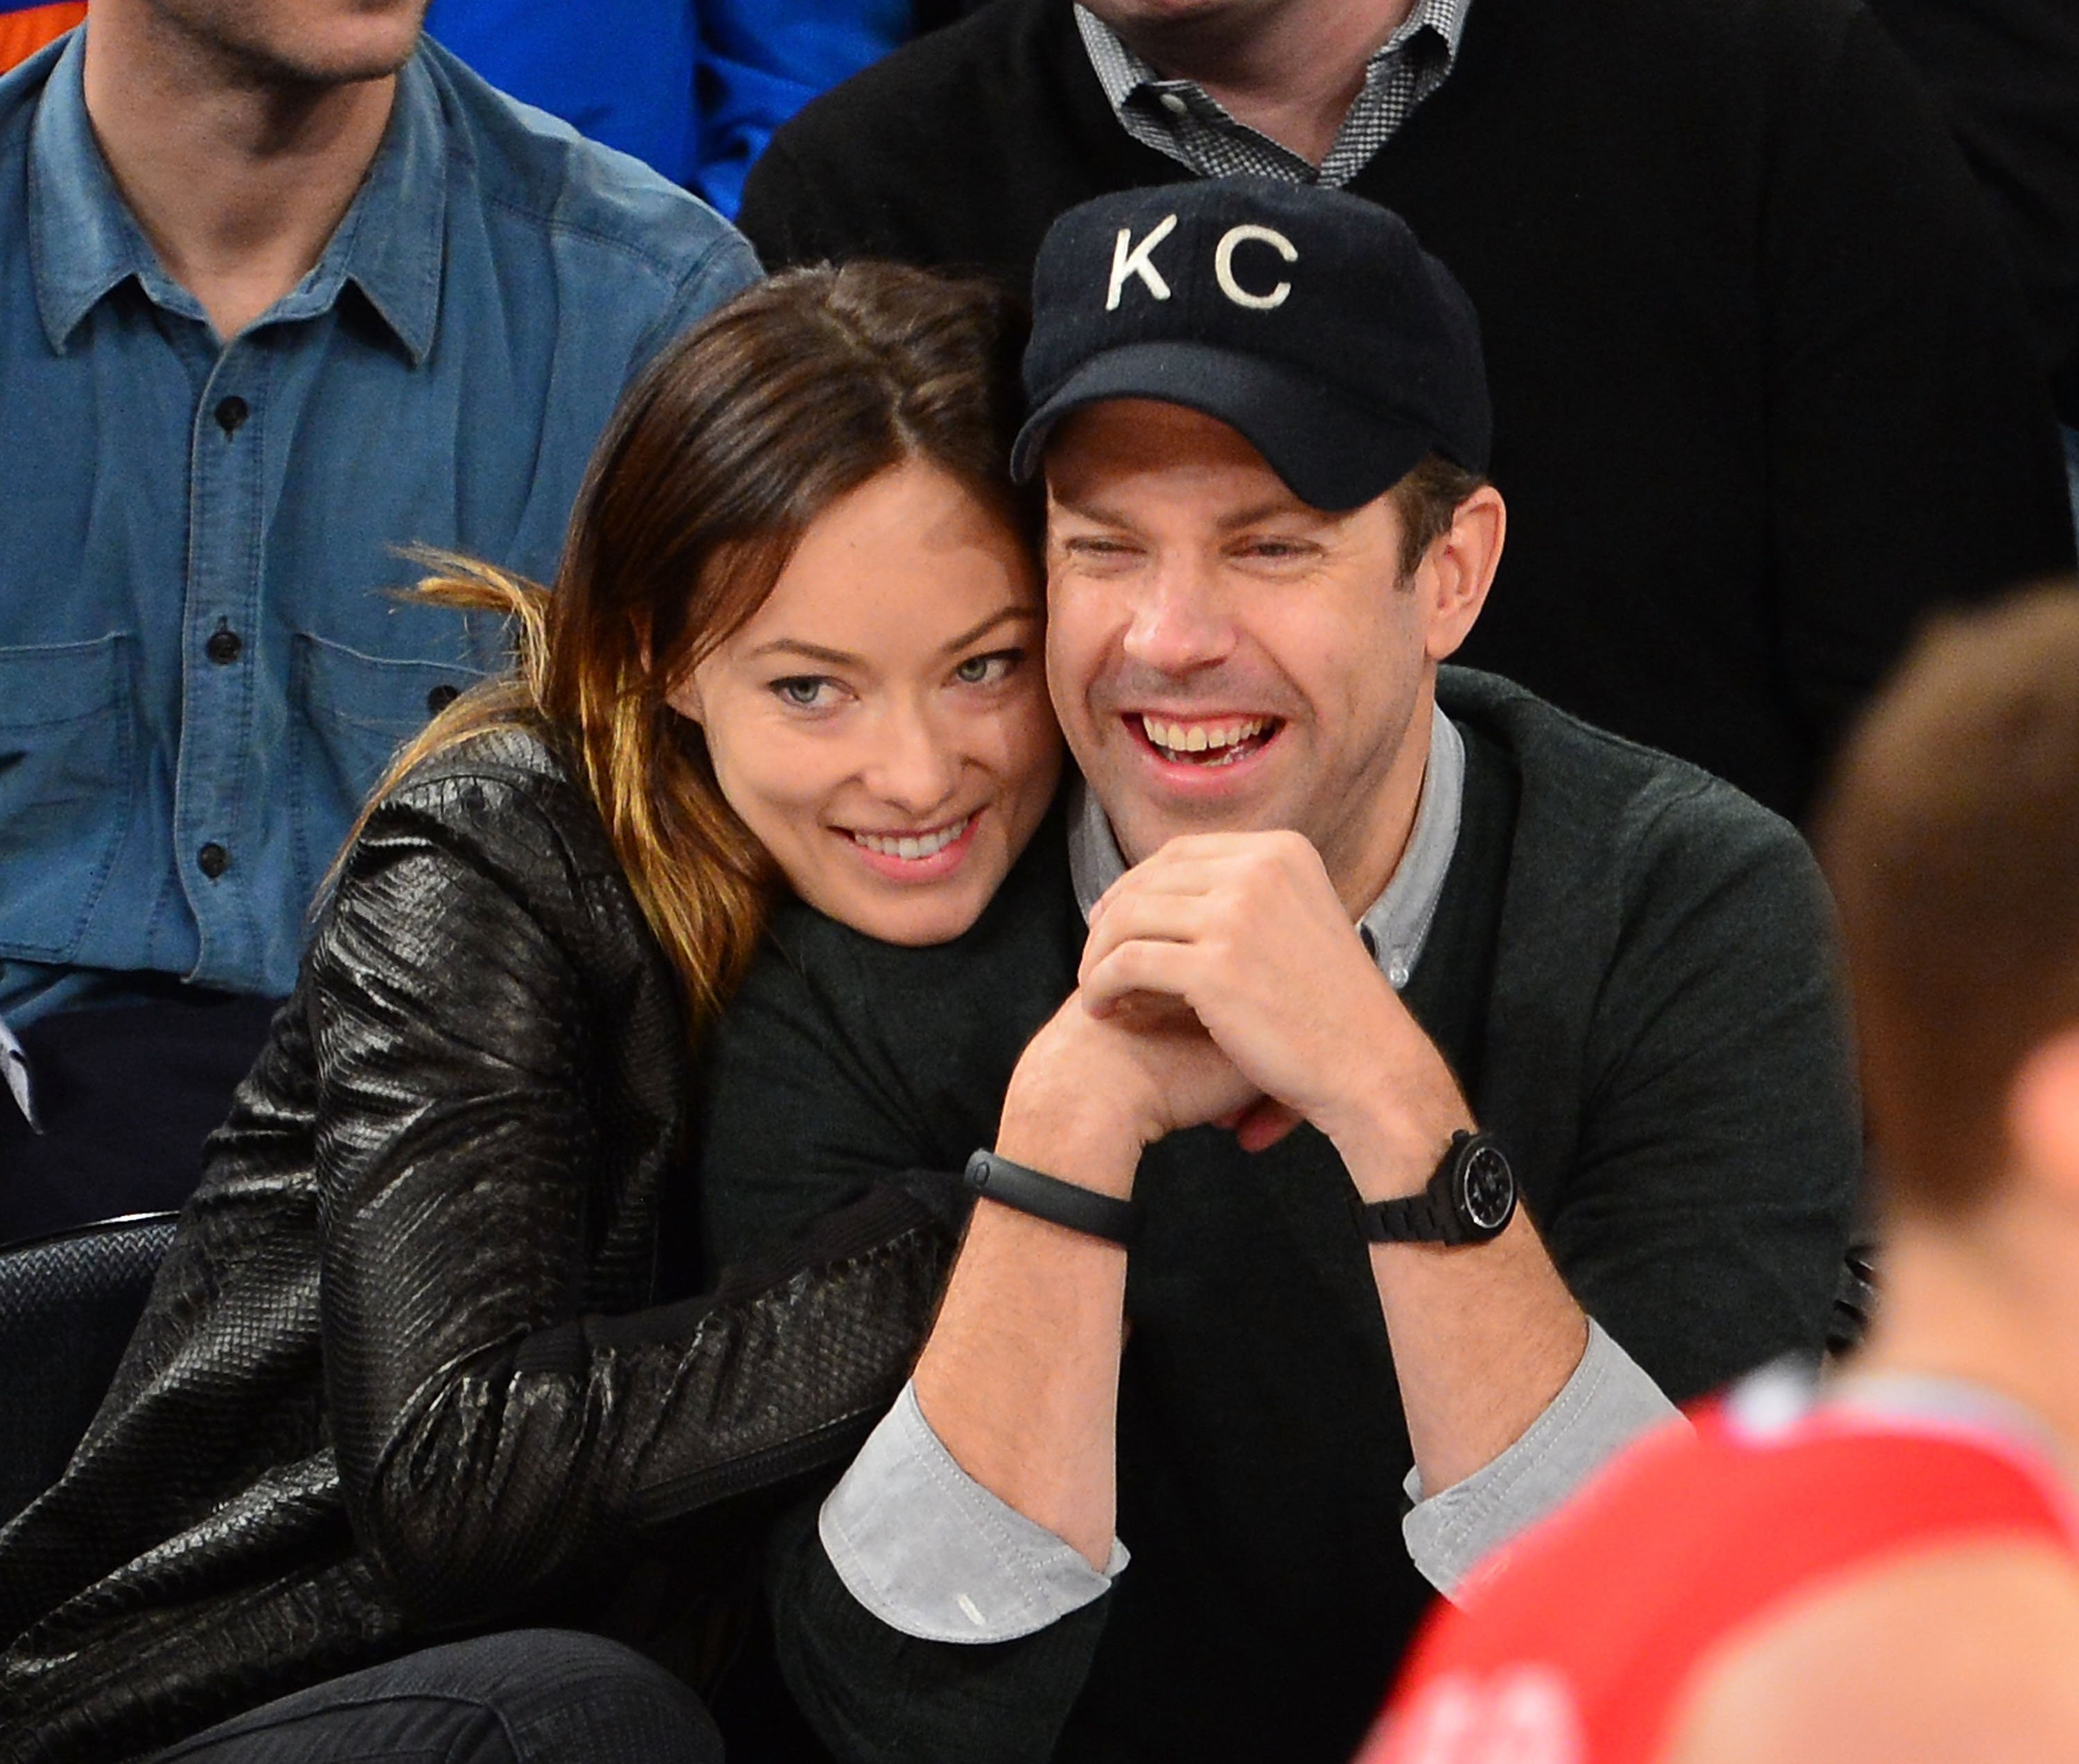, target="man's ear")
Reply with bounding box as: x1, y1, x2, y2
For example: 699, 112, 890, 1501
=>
1419, 485, 1506, 662
2008, 1027, 2079, 1209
